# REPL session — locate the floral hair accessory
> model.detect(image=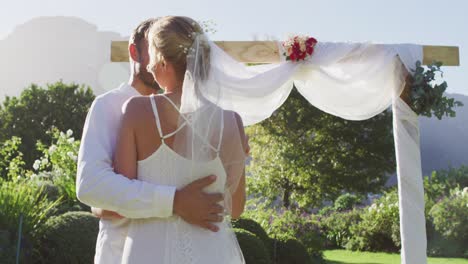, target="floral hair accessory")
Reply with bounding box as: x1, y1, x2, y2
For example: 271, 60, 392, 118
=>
180, 45, 195, 54
282, 35, 318, 62
180, 33, 209, 56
